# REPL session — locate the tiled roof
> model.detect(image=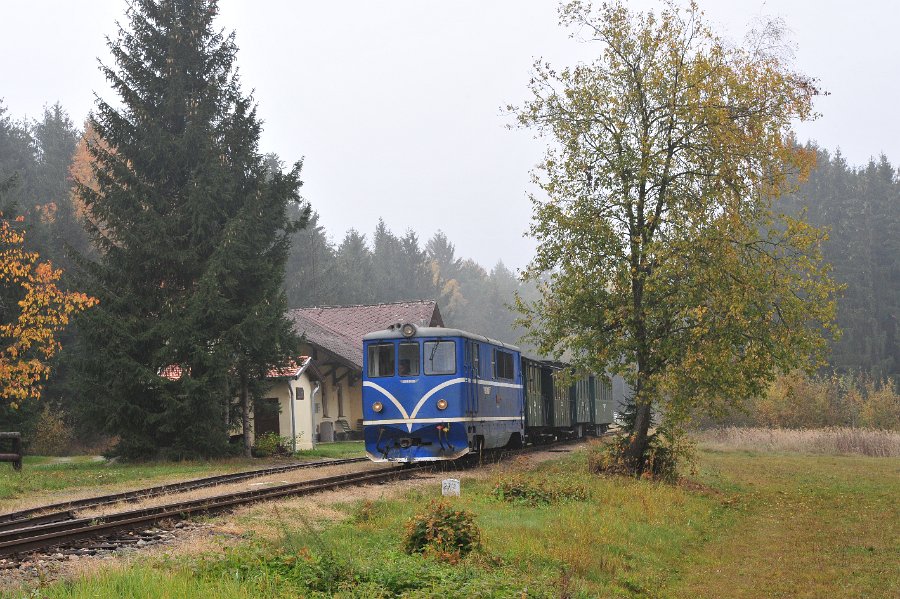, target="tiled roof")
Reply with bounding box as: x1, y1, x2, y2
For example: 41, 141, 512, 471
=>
158, 364, 186, 381
159, 356, 317, 381
266, 356, 312, 378
288, 300, 443, 370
